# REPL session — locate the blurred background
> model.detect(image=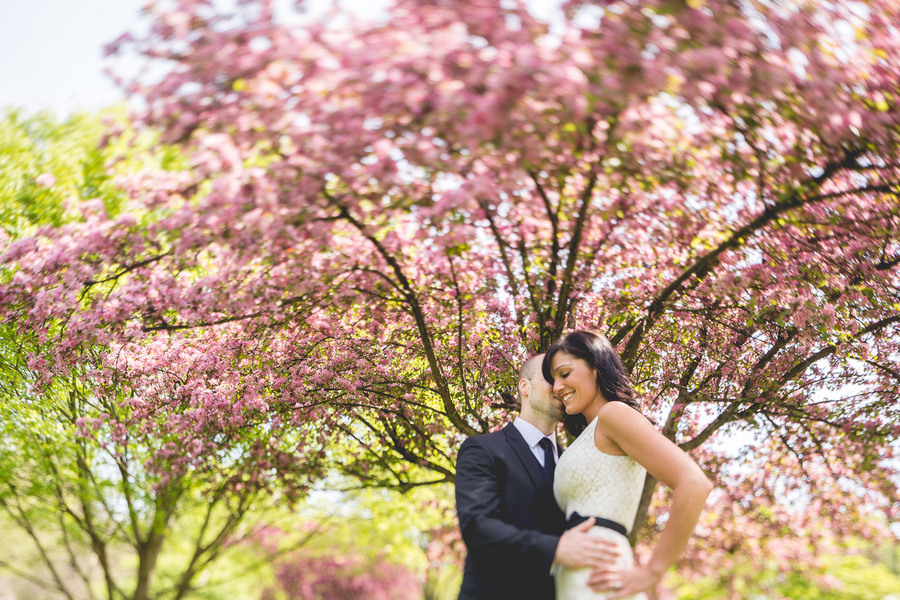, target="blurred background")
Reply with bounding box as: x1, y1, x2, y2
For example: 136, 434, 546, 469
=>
2, 1, 899, 599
